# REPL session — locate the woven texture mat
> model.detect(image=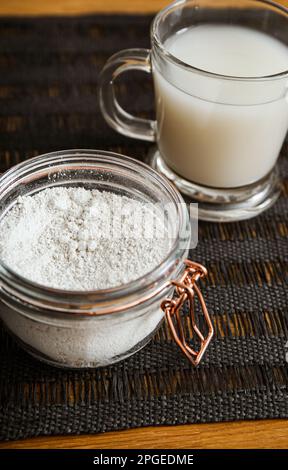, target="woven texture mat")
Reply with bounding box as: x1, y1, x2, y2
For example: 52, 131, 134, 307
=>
0, 15, 288, 441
